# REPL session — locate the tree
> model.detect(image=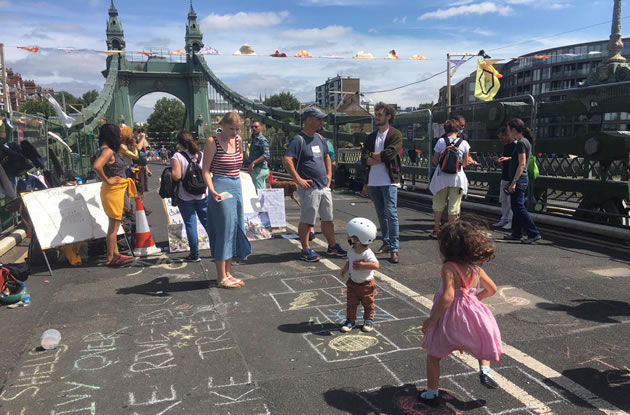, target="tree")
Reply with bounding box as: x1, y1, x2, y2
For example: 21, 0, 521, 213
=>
81, 90, 99, 107
263, 91, 300, 111
417, 102, 434, 110
21, 101, 55, 117
146, 98, 185, 135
